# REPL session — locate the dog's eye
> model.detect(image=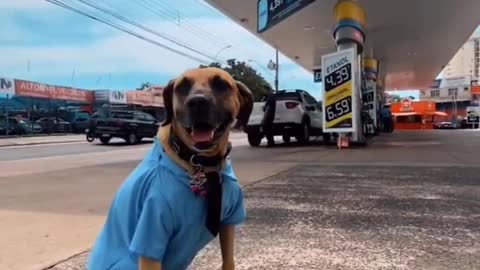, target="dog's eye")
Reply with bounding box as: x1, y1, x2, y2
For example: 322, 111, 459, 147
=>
175, 77, 192, 96
210, 75, 231, 93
